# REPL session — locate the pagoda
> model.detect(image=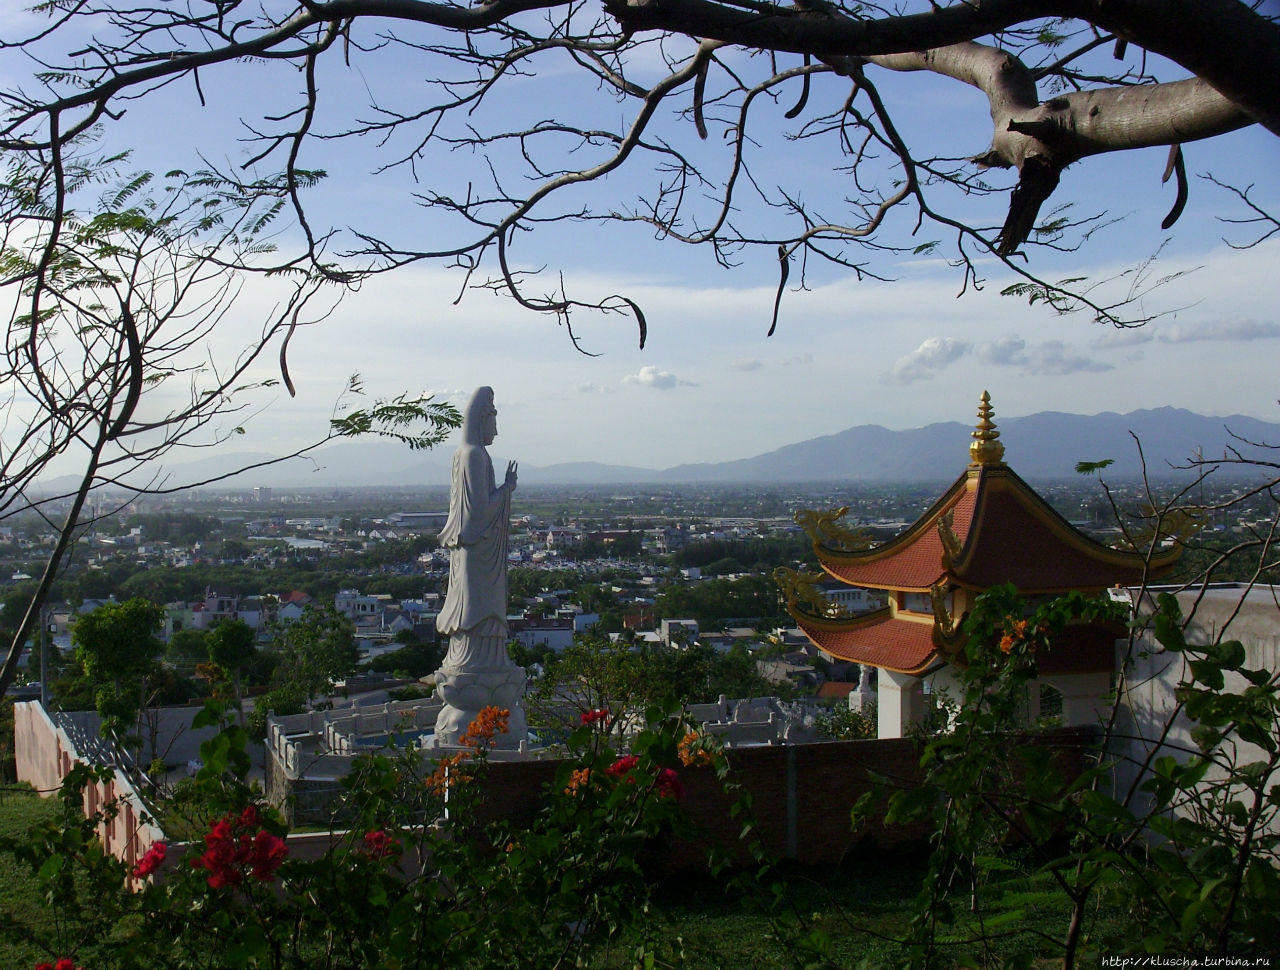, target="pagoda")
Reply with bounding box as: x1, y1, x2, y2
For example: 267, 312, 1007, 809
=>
779, 391, 1180, 738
